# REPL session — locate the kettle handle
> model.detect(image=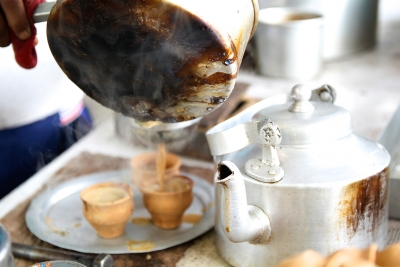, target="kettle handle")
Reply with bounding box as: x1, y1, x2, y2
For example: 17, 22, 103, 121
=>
206, 93, 289, 156
207, 121, 262, 157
